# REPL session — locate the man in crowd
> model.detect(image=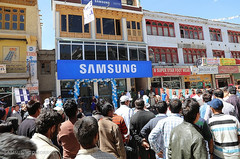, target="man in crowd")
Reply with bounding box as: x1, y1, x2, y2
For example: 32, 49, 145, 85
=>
98, 103, 126, 159
58, 100, 80, 159
208, 98, 240, 159
0, 133, 37, 159
18, 100, 41, 138
190, 89, 196, 98
31, 109, 62, 159
149, 99, 183, 159
200, 93, 212, 122
213, 89, 236, 116
168, 98, 208, 159
130, 98, 155, 159
11, 104, 22, 125
74, 116, 116, 159
0, 107, 6, 123
115, 95, 133, 137
140, 101, 168, 158
226, 87, 240, 120
112, 113, 128, 143
193, 89, 203, 105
